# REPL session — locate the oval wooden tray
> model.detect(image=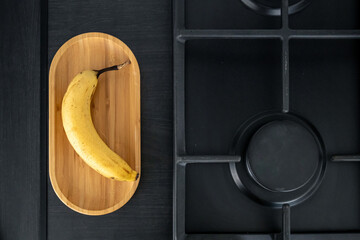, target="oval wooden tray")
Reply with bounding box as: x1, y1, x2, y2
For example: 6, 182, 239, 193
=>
49, 32, 141, 215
